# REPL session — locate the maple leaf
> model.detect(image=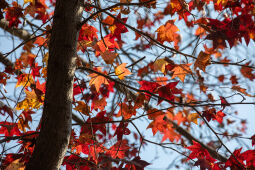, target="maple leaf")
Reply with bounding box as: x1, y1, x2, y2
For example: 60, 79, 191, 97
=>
94, 34, 120, 56
195, 26, 207, 38
156, 20, 180, 45
194, 51, 211, 72
34, 37, 47, 46
240, 62, 255, 81
74, 101, 90, 116
139, 81, 160, 99
214, 110, 226, 124
225, 148, 246, 169
16, 74, 34, 88
155, 76, 168, 85
78, 24, 98, 41
0, 122, 21, 136
115, 63, 131, 80
113, 122, 130, 140
153, 58, 168, 73
111, 14, 129, 41
186, 141, 216, 163
161, 127, 180, 142
194, 158, 212, 170
0, 72, 9, 85
5, 158, 25, 170
0, 105, 13, 120
82, 111, 110, 135
16, 90, 43, 111
232, 85, 254, 97
125, 156, 150, 170
174, 111, 187, 125
202, 108, 216, 122
17, 117, 30, 132
19, 52, 36, 67
5, 2, 23, 27
31, 63, 41, 79
116, 102, 136, 119
89, 69, 109, 92
157, 81, 180, 104
241, 149, 255, 169
220, 96, 230, 110
171, 64, 192, 82
147, 115, 166, 135
101, 50, 118, 64
107, 139, 129, 159
91, 97, 107, 111
24, 0, 36, 4
187, 113, 200, 124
